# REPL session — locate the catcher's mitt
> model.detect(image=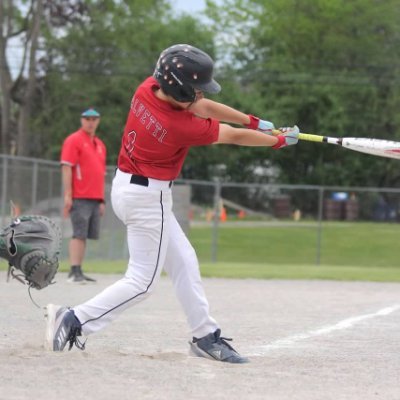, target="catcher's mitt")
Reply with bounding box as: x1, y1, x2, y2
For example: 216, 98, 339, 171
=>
0, 215, 61, 289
